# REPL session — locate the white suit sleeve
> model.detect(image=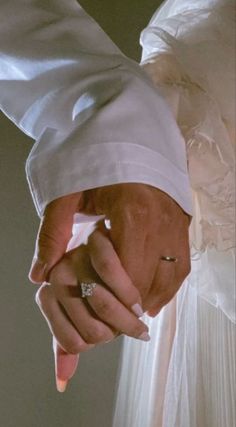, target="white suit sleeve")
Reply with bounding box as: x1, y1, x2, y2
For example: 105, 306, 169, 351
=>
0, 0, 193, 218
